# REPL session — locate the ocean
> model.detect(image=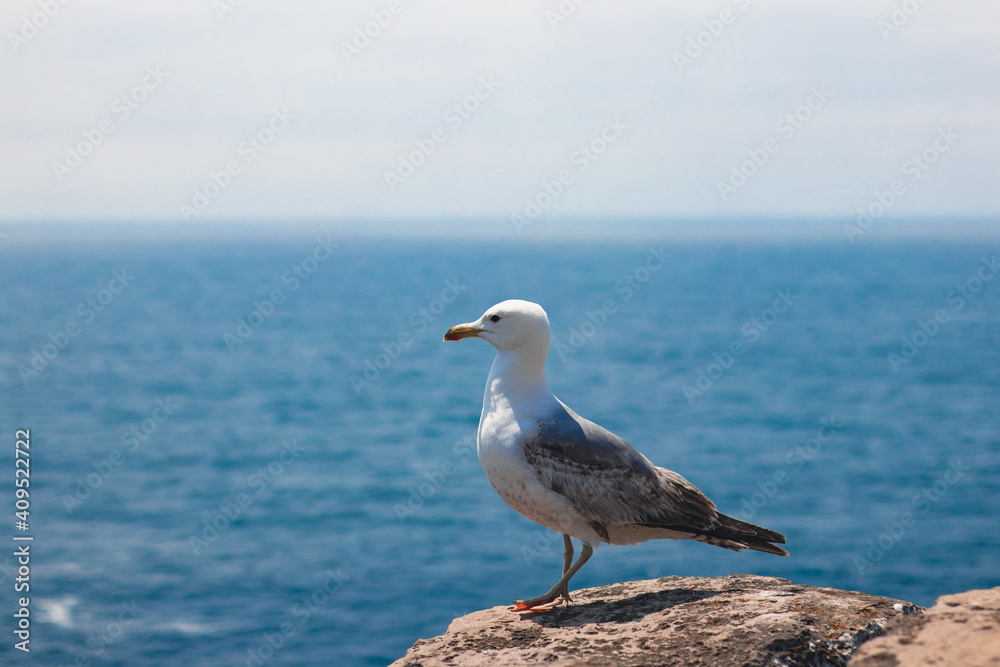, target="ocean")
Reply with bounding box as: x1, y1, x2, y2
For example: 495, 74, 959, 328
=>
0, 229, 998, 666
